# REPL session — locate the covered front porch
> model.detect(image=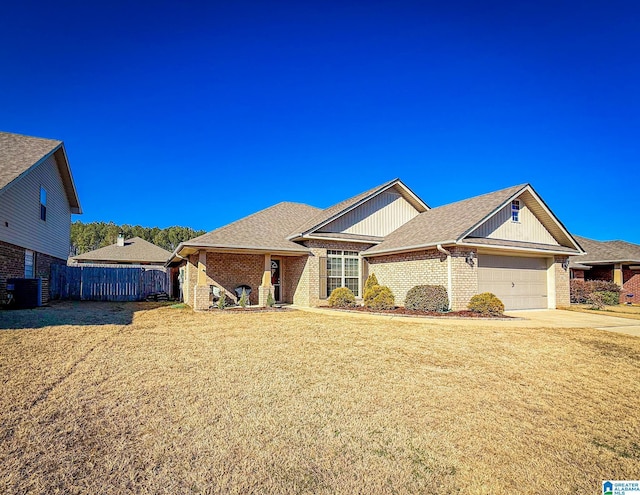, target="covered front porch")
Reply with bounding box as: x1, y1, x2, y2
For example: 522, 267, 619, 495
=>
175, 247, 309, 311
